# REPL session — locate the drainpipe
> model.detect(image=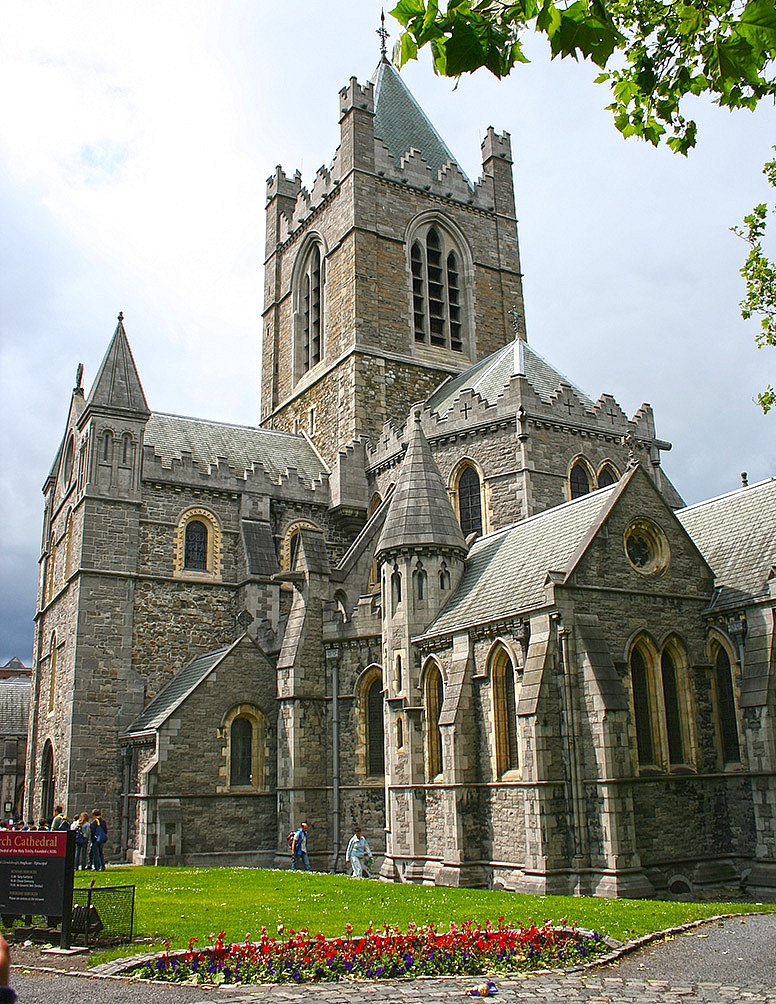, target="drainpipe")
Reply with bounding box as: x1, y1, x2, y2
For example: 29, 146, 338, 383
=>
327, 647, 341, 872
